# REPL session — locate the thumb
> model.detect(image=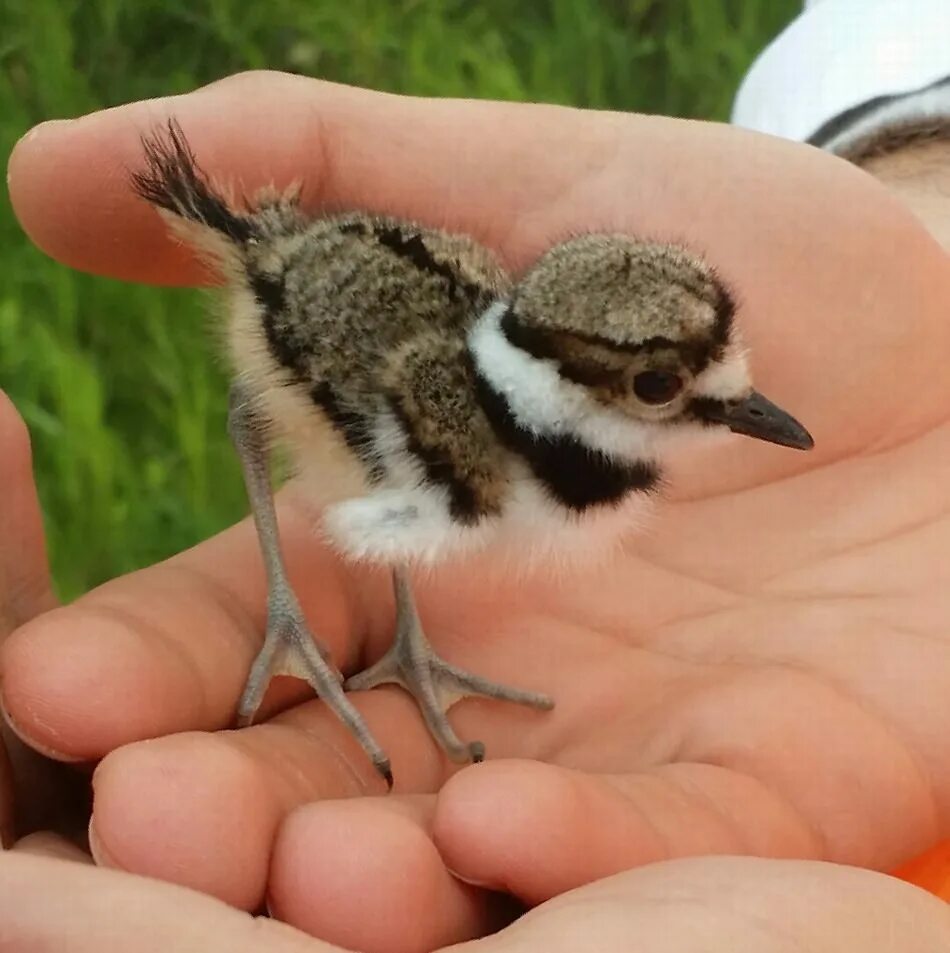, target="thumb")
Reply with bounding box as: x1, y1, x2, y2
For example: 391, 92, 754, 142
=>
447, 856, 950, 953
0, 852, 333, 952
